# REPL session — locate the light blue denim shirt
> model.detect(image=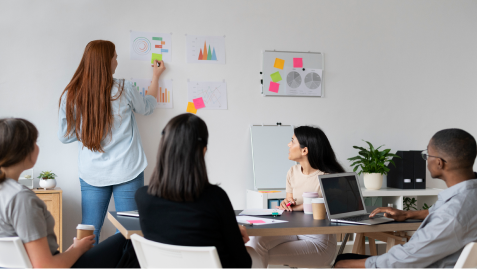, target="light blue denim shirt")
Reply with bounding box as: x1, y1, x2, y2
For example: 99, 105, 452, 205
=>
366, 175, 477, 268
58, 79, 156, 187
